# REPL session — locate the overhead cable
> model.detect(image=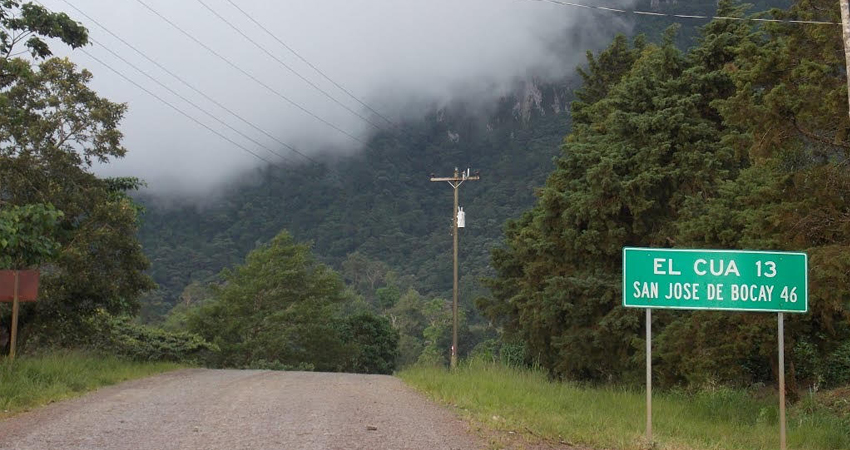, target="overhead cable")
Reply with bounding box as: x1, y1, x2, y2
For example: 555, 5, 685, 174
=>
80, 48, 290, 176
525, 0, 841, 25
223, 0, 395, 127
132, 0, 368, 147
93, 38, 297, 165
60, 0, 319, 166
195, 0, 384, 131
